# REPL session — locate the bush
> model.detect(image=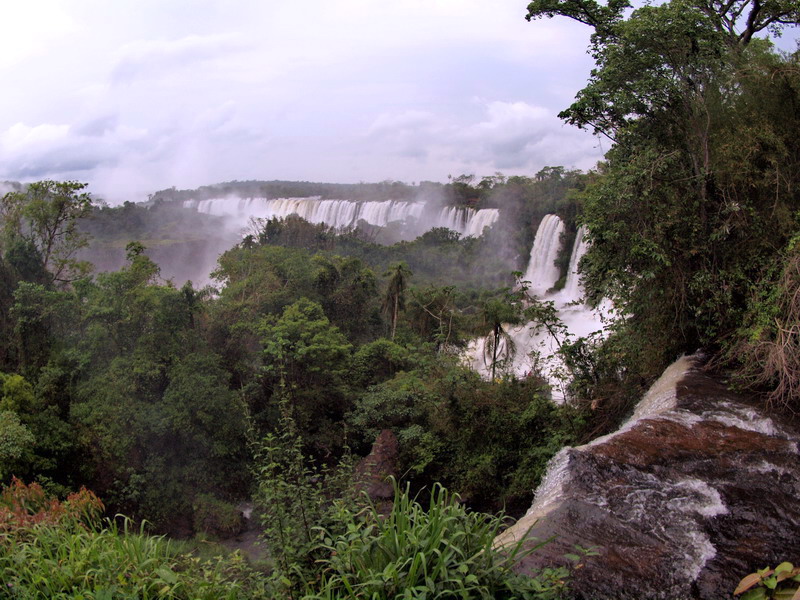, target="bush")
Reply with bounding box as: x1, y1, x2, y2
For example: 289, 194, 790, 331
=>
192, 494, 245, 537
734, 563, 800, 600
0, 480, 270, 599
306, 481, 570, 600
